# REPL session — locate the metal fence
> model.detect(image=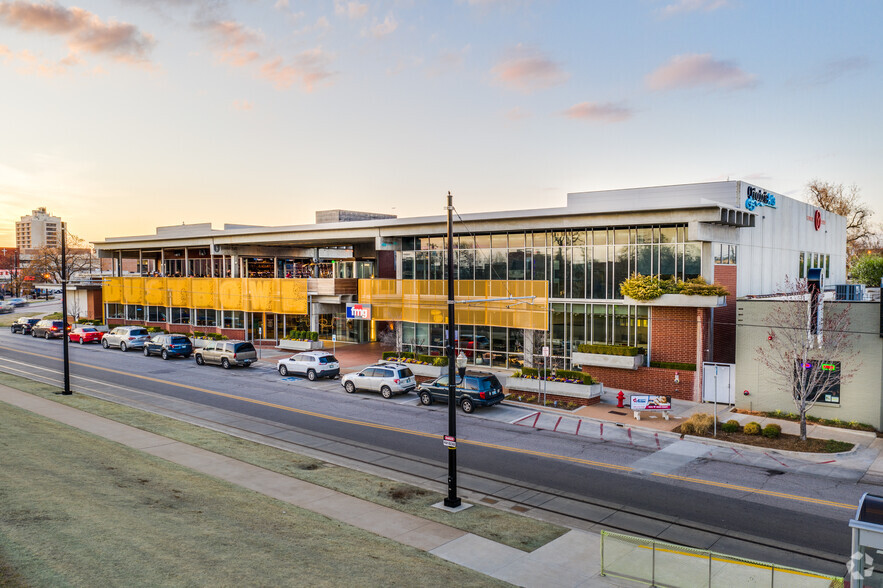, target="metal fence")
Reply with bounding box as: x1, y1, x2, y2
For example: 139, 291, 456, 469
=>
600, 531, 843, 588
